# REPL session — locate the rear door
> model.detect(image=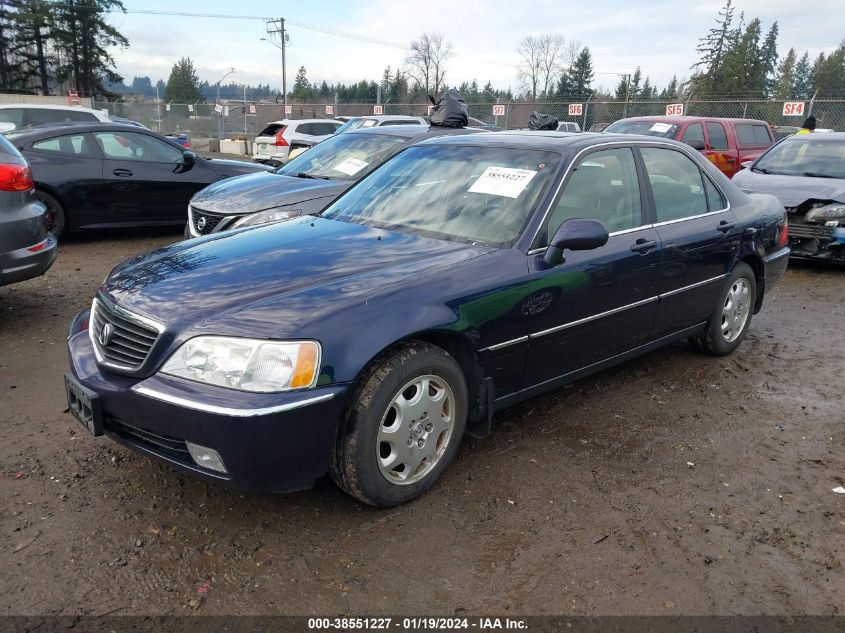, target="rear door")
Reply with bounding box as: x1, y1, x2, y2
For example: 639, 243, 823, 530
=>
703, 121, 739, 177
92, 130, 215, 224
254, 123, 286, 158
733, 122, 774, 168
638, 145, 740, 337
525, 146, 662, 385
